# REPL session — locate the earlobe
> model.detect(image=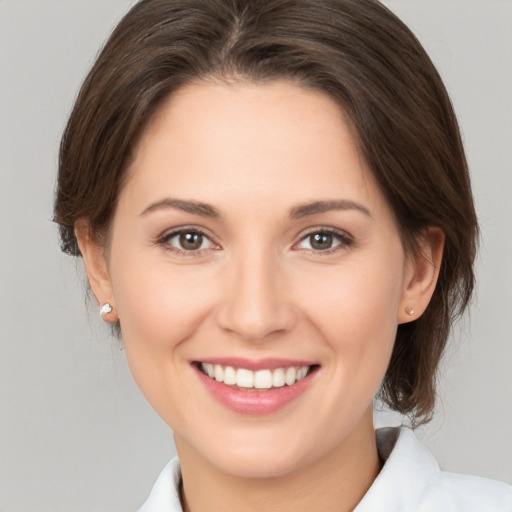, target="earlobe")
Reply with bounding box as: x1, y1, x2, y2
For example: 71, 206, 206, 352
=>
75, 220, 118, 323
398, 227, 444, 324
